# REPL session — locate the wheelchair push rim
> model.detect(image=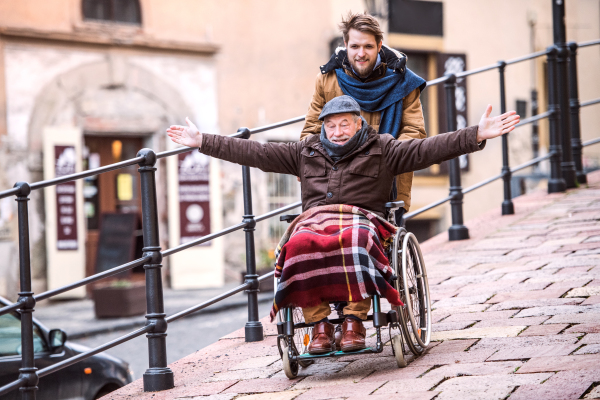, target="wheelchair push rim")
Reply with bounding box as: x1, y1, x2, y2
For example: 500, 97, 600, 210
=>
401, 231, 432, 349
